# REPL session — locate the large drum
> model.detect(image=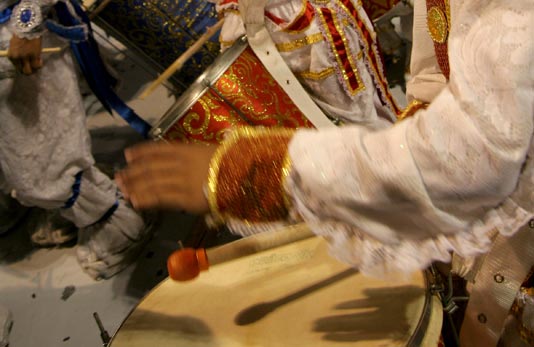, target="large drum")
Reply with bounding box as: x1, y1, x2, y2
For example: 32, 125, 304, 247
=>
110, 231, 443, 346
150, 36, 314, 144
91, 0, 221, 94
